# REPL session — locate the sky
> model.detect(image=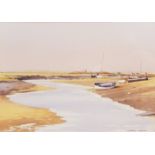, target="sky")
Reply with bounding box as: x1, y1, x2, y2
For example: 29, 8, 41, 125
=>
0, 23, 155, 73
